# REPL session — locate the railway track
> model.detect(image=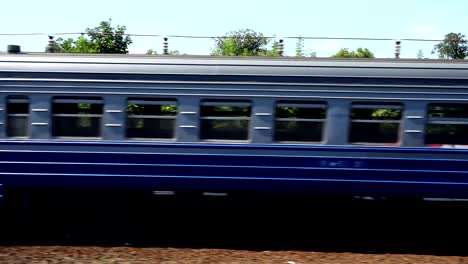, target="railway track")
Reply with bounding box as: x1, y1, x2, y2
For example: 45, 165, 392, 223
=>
0, 192, 468, 263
